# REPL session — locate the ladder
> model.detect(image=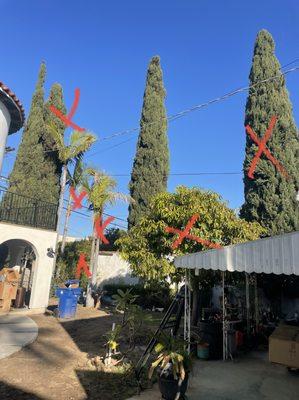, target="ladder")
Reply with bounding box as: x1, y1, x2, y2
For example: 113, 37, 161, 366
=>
135, 285, 189, 382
